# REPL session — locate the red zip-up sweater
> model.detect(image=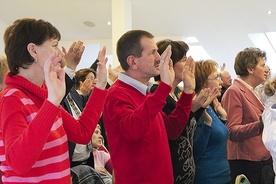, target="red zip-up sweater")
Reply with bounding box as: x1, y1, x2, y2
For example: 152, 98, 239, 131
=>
0, 73, 108, 184
103, 80, 193, 184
